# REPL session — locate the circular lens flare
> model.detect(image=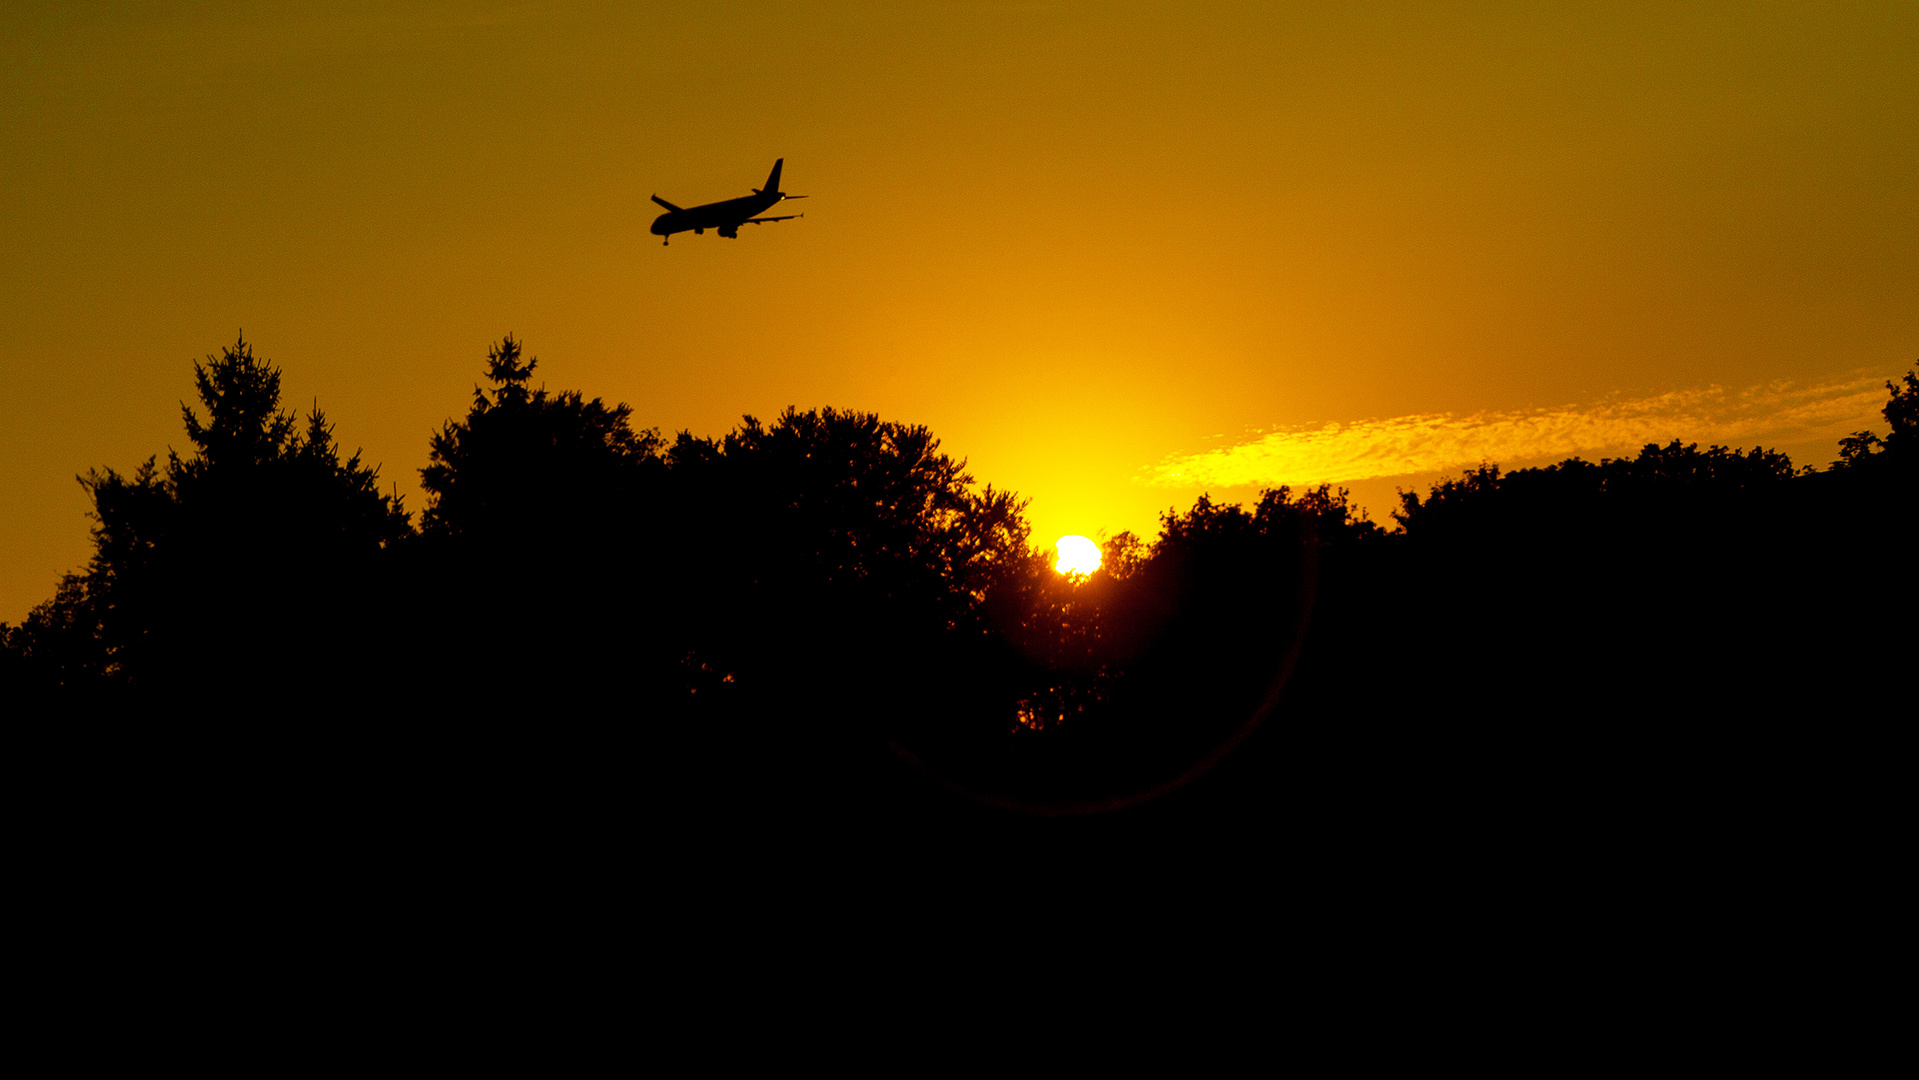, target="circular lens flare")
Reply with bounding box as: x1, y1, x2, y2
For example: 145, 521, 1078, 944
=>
1054, 534, 1101, 575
